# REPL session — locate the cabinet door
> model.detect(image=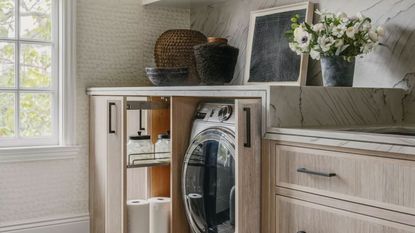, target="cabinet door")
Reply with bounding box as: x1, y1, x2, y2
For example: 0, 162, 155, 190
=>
90, 96, 126, 233
235, 99, 262, 233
